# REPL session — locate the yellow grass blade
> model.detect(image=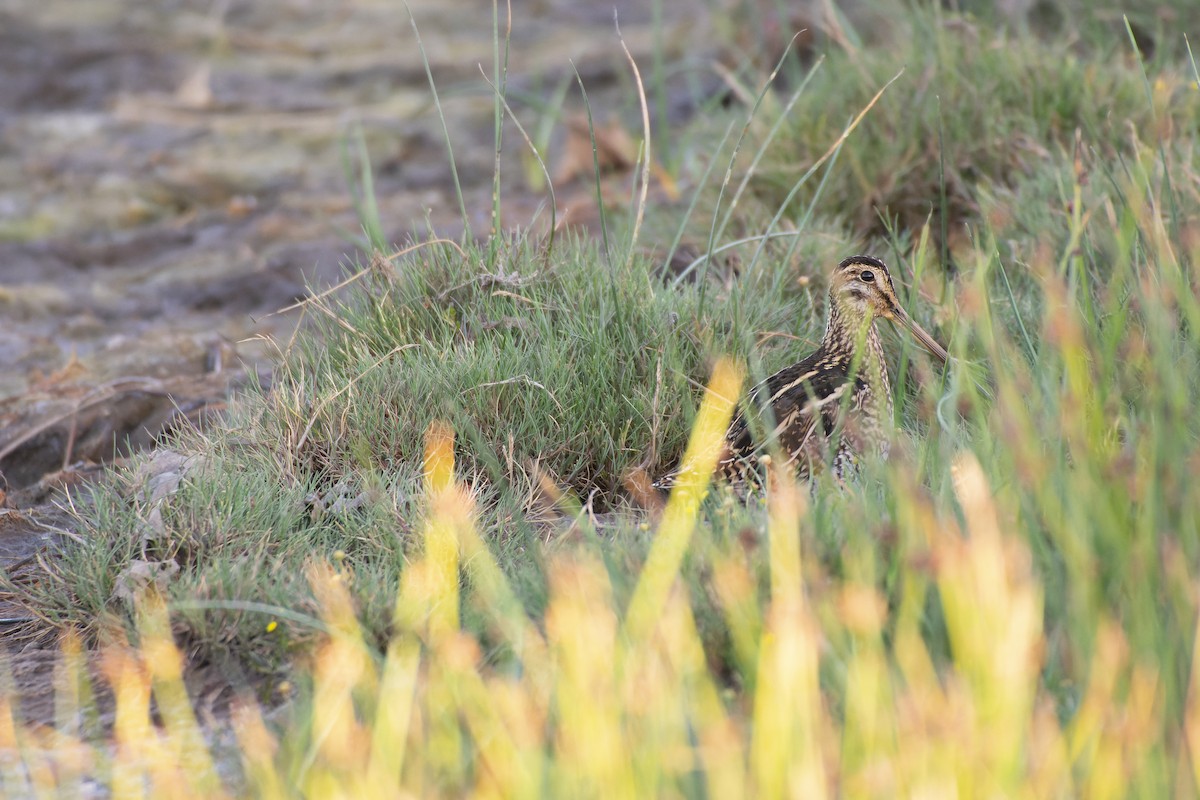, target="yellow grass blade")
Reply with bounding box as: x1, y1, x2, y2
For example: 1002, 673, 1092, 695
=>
750, 470, 827, 799
51, 631, 94, 797
0, 674, 32, 798
364, 638, 420, 795
300, 564, 377, 793
710, 552, 763, 681
625, 357, 742, 639
136, 594, 226, 799
658, 589, 747, 797
104, 645, 151, 800
231, 698, 287, 800
442, 634, 541, 799
942, 454, 1044, 790
423, 420, 460, 637
547, 556, 635, 797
